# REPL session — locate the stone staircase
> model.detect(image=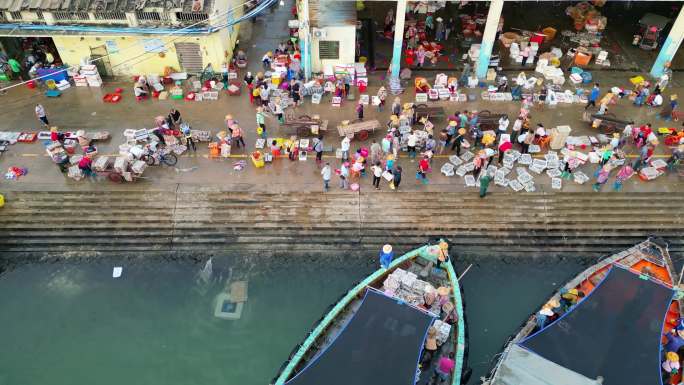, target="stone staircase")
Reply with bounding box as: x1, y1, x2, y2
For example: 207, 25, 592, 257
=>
1, 190, 683, 260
